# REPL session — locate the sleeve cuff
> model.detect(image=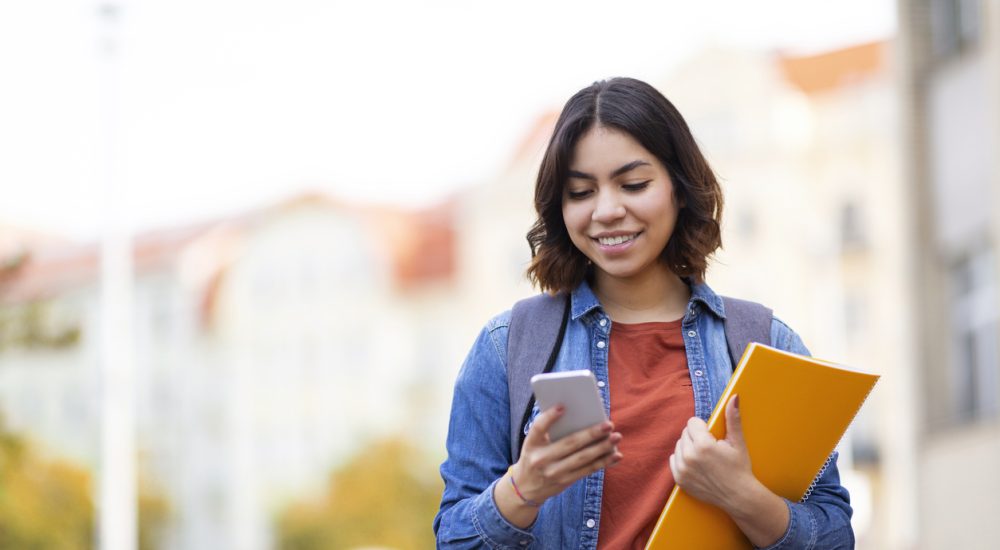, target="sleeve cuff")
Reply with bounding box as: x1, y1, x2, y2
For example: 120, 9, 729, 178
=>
470, 478, 536, 549
757, 498, 815, 550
